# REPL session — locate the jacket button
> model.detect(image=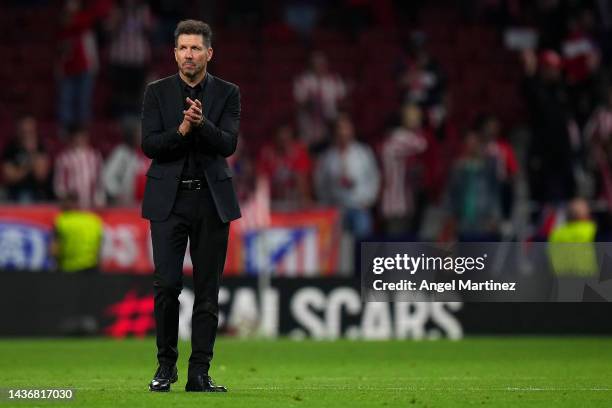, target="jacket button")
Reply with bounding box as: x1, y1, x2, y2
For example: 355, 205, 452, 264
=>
175, 176, 180, 181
